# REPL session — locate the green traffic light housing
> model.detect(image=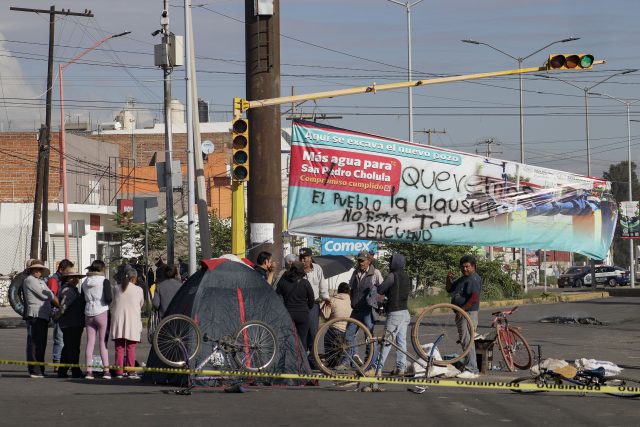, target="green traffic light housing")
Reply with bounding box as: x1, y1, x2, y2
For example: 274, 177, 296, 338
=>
547, 54, 594, 70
